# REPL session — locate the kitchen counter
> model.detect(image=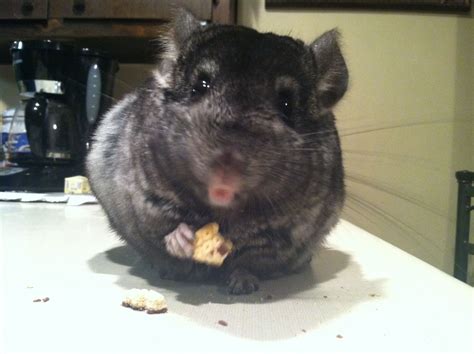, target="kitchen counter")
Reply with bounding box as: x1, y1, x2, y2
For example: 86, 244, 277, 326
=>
1, 202, 472, 353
